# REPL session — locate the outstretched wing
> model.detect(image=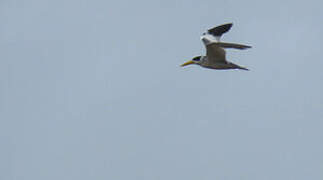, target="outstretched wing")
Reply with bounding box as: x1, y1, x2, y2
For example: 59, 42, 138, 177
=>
215, 42, 252, 50
206, 23, 233, 41
200, 23, 250, 64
